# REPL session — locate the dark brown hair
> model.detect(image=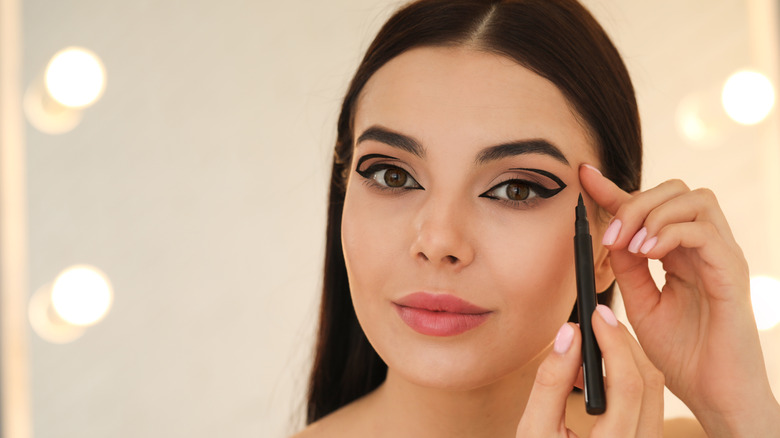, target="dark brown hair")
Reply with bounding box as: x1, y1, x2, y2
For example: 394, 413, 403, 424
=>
307, 0, 641, 424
